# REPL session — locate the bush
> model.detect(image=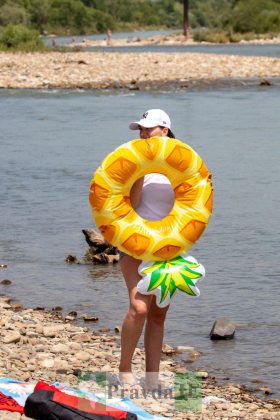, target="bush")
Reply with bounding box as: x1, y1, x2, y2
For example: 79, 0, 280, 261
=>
192, 28, 278, 44
193, 29, 230, 43
231, 0, 280, 33
0, 24, 44, 51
